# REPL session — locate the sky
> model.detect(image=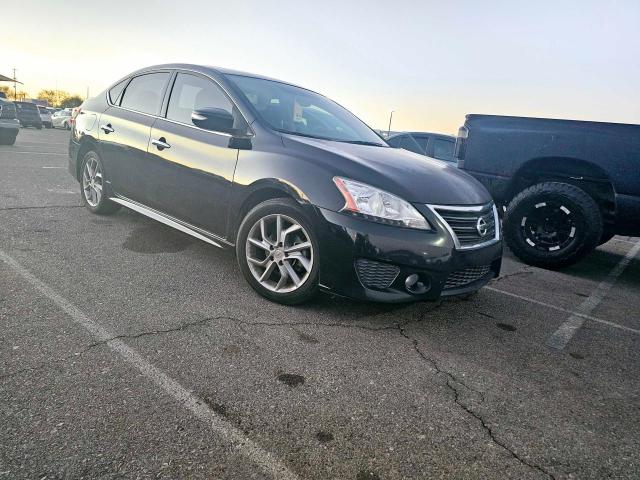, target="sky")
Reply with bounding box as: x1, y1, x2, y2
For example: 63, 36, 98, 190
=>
2, 0, 639, 133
